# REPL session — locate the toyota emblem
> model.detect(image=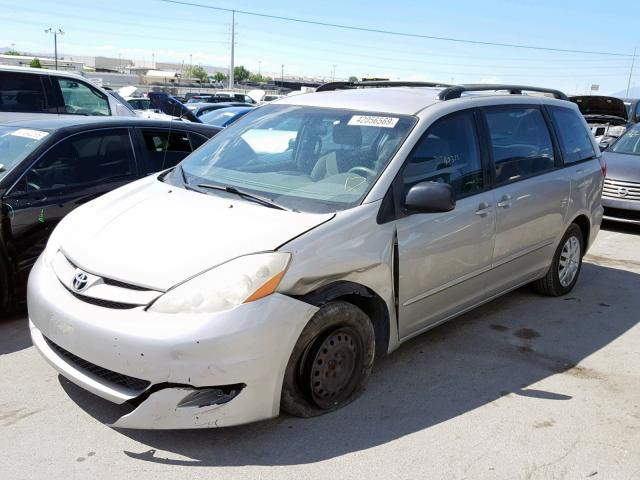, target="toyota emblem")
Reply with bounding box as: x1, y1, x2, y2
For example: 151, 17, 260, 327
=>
72, 271, 89, 292
618, 187, 629, 198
